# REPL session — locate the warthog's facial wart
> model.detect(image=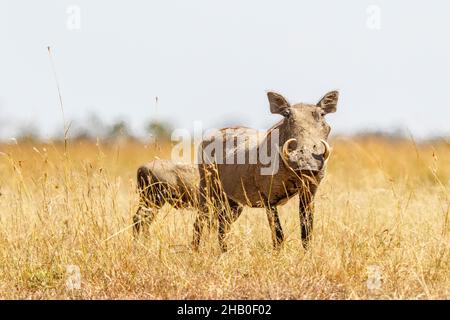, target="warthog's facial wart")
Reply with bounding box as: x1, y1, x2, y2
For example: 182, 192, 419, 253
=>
268, 90, 338, 173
